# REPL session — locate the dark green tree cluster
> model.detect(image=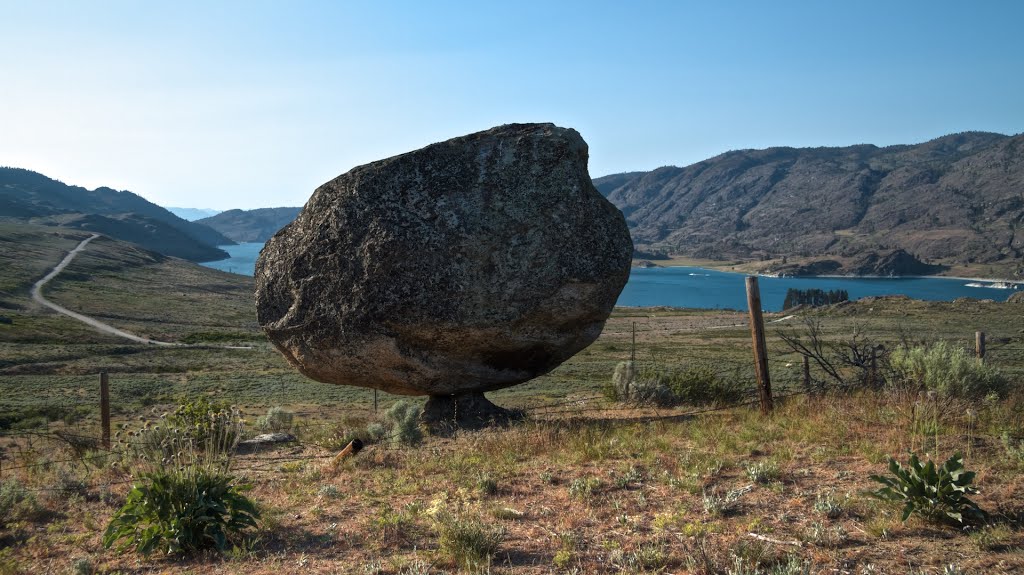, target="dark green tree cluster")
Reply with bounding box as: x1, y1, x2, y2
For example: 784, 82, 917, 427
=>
783, 288, 849, 309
